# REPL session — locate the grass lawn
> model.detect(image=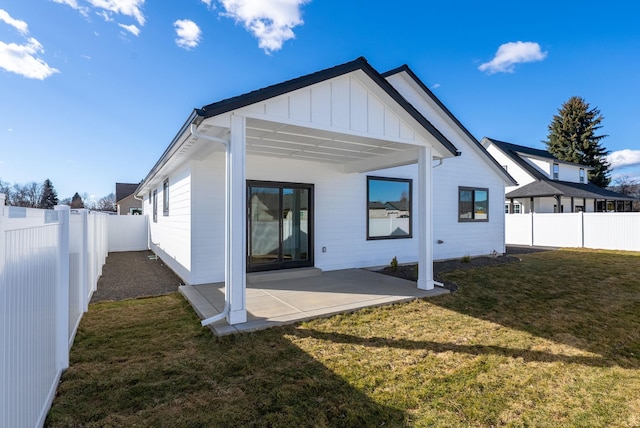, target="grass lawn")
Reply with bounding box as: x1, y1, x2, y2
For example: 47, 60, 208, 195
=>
46, 249, 640, 427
